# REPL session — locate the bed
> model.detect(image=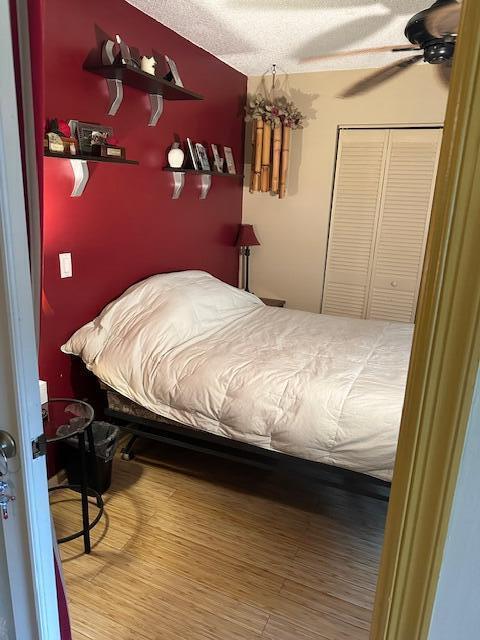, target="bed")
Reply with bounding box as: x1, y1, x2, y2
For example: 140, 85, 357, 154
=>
62, 270, 414, 488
